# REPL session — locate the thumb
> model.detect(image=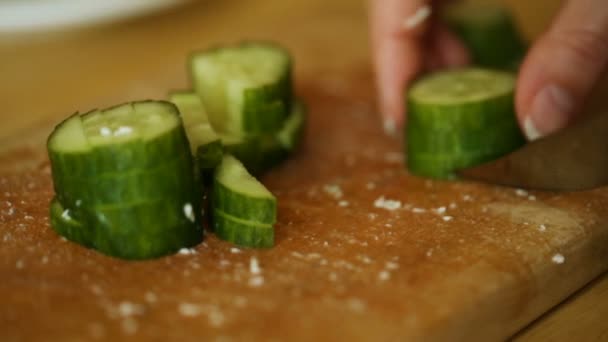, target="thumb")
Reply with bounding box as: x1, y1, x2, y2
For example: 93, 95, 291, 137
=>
516, 0, 608, 141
